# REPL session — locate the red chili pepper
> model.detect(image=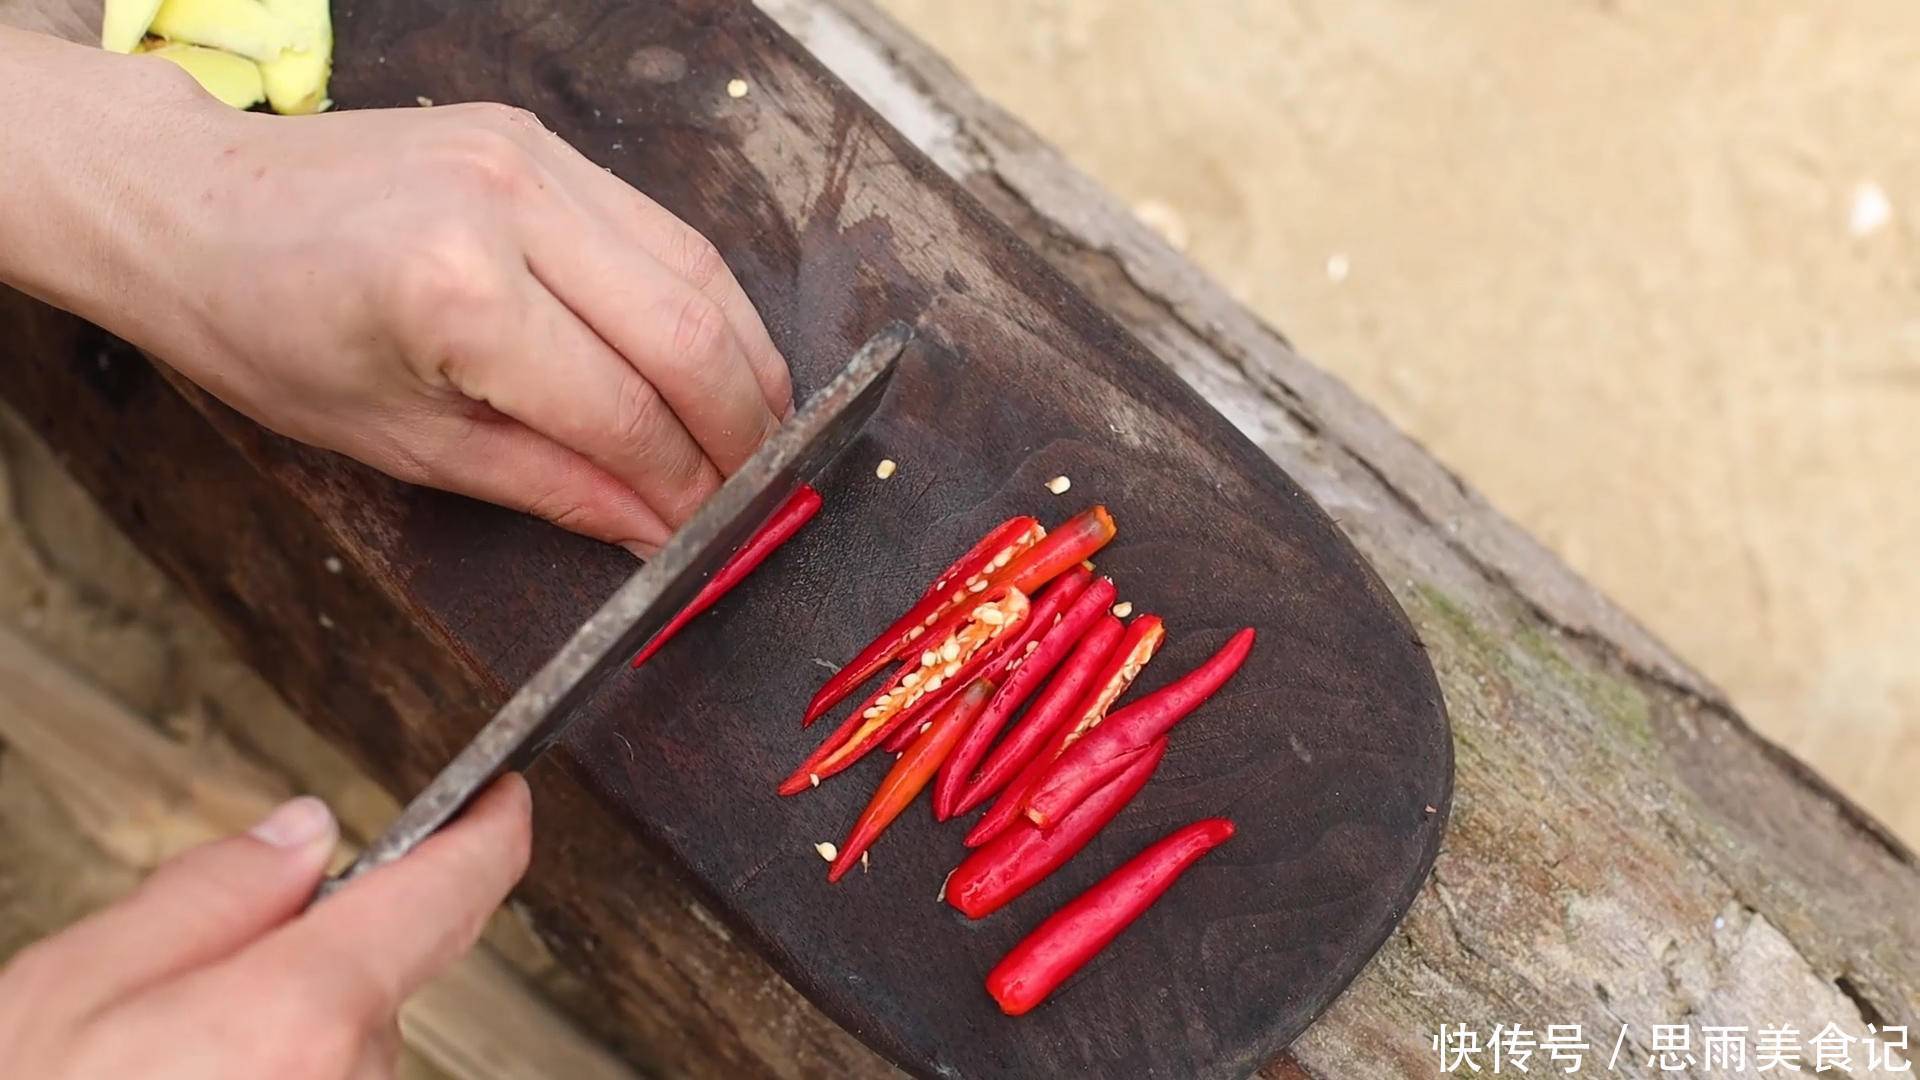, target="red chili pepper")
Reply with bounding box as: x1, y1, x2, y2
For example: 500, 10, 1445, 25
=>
803, 507, 1116, 727
964, 615, 1164, 847
958, 616, 1125, 844
779, 587, 1031, 794
803, 517, 1044, 725
946, 737, 1165, 919
1024, 628, 1254, 828
996, 506, 1116, 599
984, 818, 1235, 1015
827, 677, 996, 882
934, 574, 1115, 820
629, 485, 823, 669
878, 567, 1092, 756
